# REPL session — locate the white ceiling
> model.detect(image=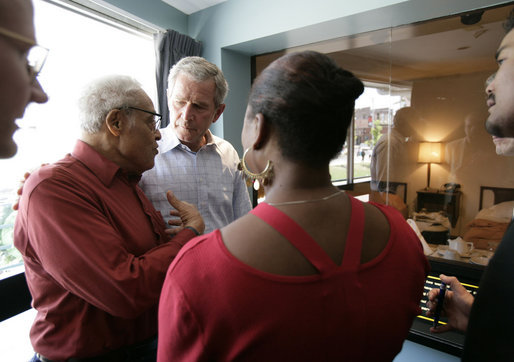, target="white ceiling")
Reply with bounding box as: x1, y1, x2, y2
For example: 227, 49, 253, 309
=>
161, 0, 227, 15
